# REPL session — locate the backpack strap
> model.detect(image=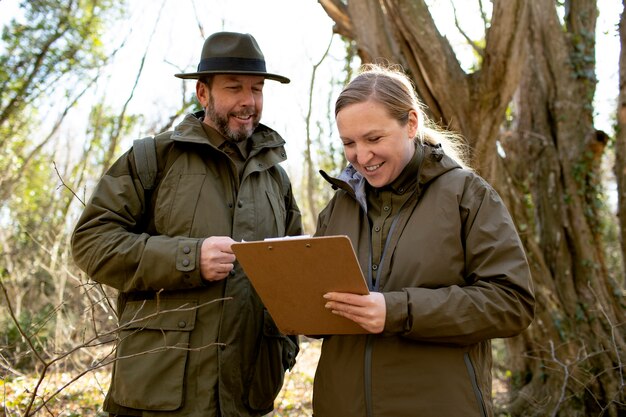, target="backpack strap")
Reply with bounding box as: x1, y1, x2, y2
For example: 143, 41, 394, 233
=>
132, 135, 184, 232
133, 136, 158, 190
